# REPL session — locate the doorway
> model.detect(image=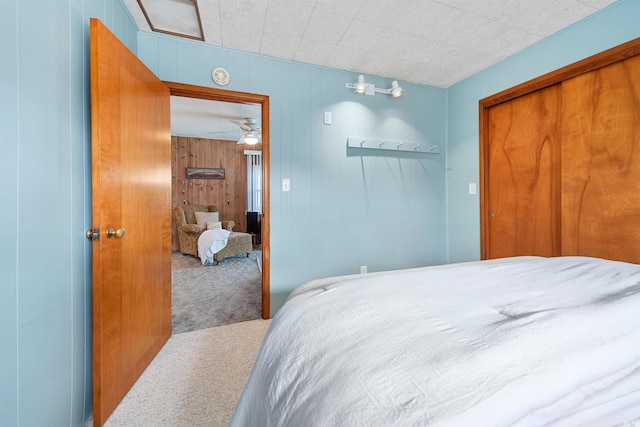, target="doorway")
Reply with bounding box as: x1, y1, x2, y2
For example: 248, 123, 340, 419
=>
165, 82, 270, 321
